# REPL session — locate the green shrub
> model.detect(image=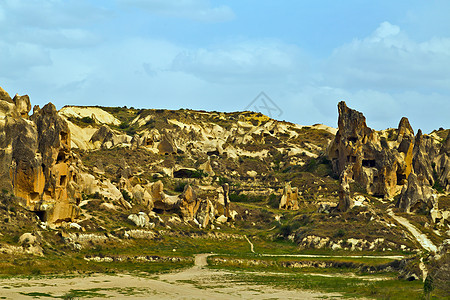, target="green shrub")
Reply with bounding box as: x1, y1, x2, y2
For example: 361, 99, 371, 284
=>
433, 180, 445, 193
80, 116, 94, 124
218, 176, 230, 185
279, 224, 293, 237
334, 229, 346, 238
121, 189, 132, 201
174, 181, 188, 193
267, 194, 279, 208
229, 193, 264, 203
